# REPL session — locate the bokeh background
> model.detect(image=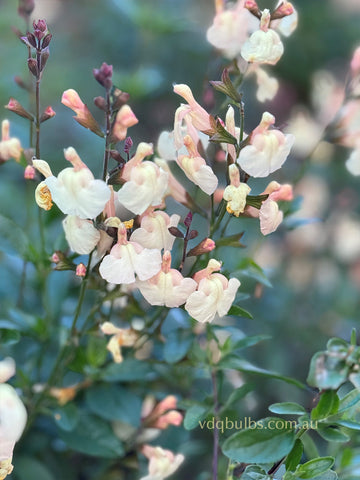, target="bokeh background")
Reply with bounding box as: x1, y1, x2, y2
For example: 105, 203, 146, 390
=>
1, 0, 360, 478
